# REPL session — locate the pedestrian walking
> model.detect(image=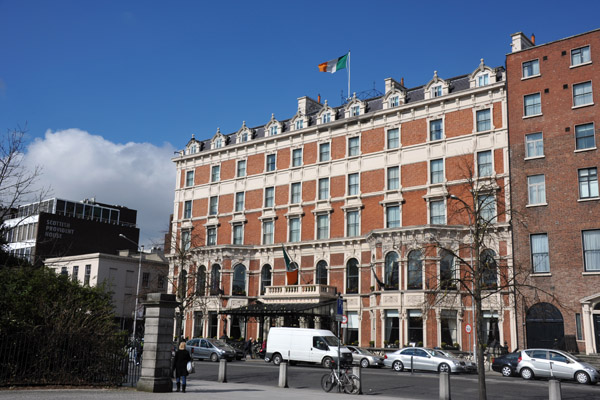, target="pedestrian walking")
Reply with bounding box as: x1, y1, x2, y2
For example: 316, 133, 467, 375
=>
173, 341, 192, 393
244, 337, 254, 359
